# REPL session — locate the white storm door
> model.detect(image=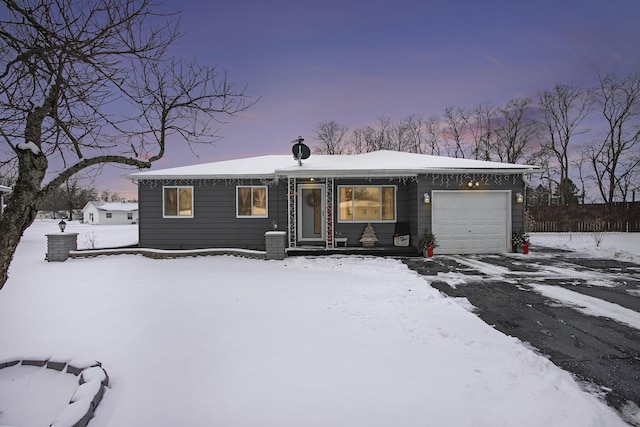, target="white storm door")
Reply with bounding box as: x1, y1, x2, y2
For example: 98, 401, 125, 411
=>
432, 190, 510, 254
298, 185, 325, 241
